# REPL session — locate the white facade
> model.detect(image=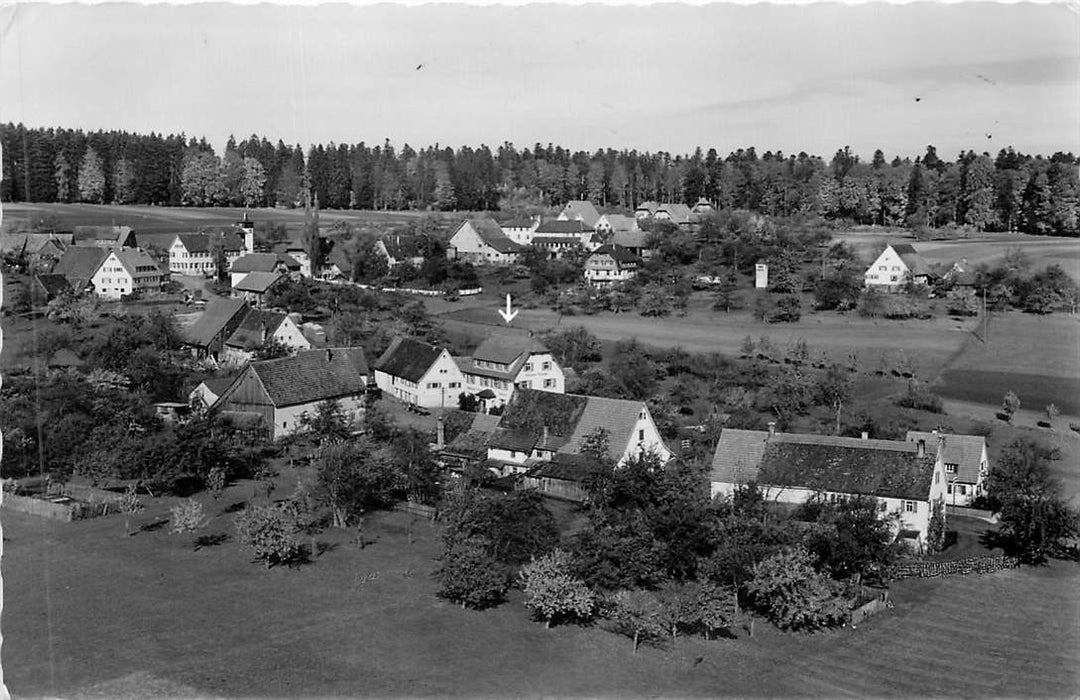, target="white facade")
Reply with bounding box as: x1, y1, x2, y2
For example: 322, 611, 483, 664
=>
448, 221, 520, 265
864, 246, 912, 290
755, 263, 769, 289
274, 396, 366, 440
170, 237, 215, 276
462, 351, 564, 410
501, 220, 540, 245
221, 316, 311, 366
89, 251, 162, 300
375, 348, 465, 409
584, 253, 637, 286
